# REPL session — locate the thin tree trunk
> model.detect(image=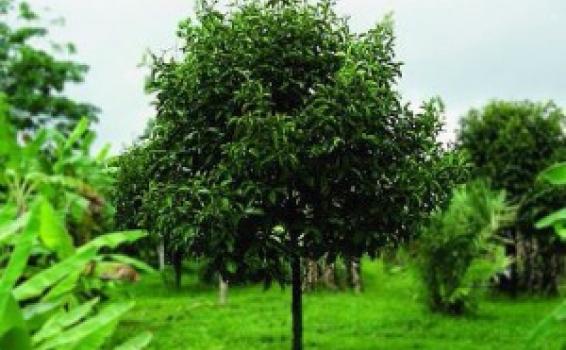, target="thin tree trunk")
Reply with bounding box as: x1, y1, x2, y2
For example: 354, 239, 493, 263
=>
157, 239, 165, 271
219, 274, 229, 305
322, 261, 337, 290
290, 230, 303, 350
303, 259, 319, 292
173, 250, 183, 289
351, 257, 362, 294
